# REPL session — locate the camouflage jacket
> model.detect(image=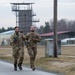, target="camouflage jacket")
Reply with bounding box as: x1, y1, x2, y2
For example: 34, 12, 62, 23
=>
10, 32, 26, 50
26, 31, 41, 48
